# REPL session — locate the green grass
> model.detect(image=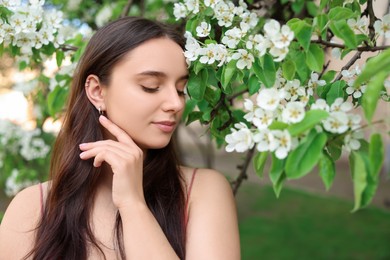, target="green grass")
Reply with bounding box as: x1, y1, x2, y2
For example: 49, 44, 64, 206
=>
237, 183, 390, 260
